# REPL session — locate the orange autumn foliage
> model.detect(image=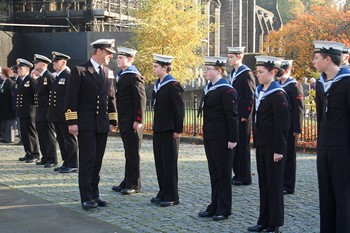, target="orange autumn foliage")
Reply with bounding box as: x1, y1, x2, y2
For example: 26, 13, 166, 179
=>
263, 5, 350, 81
